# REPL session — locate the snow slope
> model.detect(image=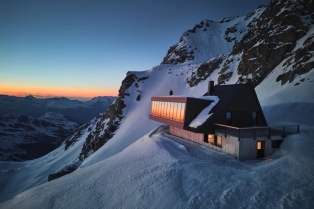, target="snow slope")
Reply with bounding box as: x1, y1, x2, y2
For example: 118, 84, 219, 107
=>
1, 121, 314, 208
1, 1, 314, 207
